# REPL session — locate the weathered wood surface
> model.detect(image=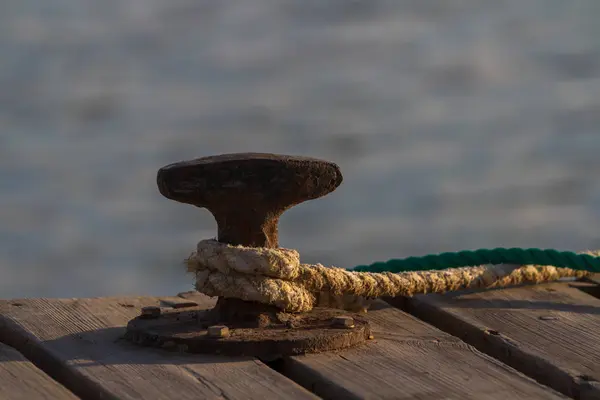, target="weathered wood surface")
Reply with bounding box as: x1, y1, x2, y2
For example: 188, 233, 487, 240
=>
585, 273, 600, 286
279, 299, 566, 399
402, 280, 600, 399
0, 342, 78, 399
0, 296, 317, 400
